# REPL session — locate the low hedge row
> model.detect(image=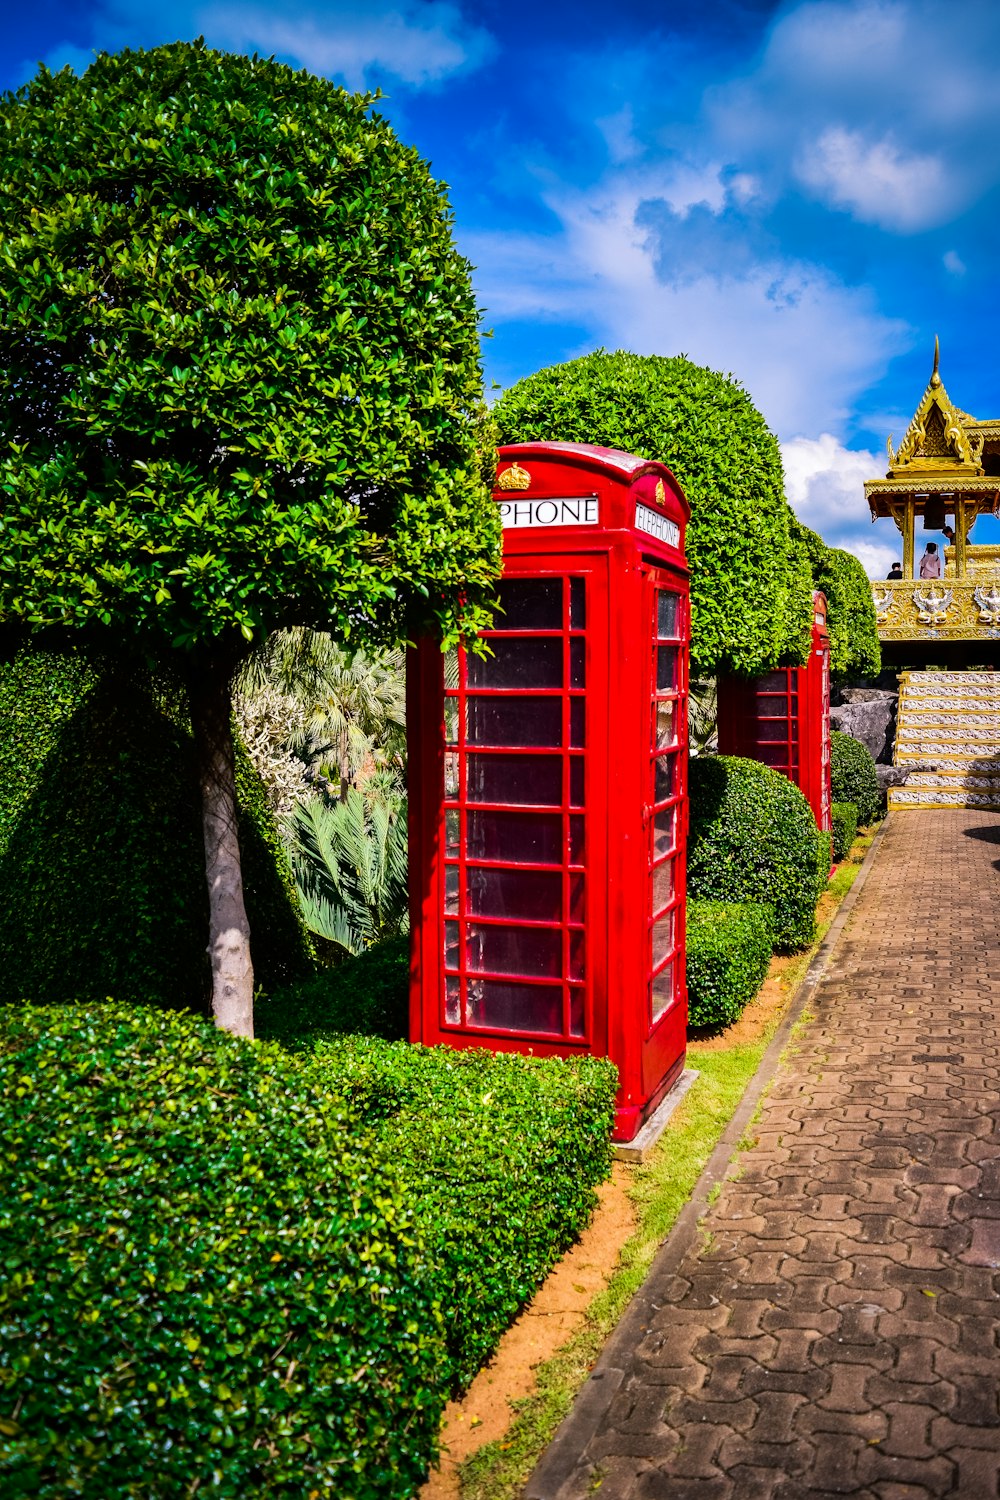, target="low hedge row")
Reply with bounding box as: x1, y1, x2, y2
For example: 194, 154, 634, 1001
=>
687, 755, 826, 952
303, 1035, 617, 1392
831, 801, 859, 862
686, 899, 774, 1030
0, 1003, 444, 1500
830, 730, 881, 826
257, 934, 410, 1046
